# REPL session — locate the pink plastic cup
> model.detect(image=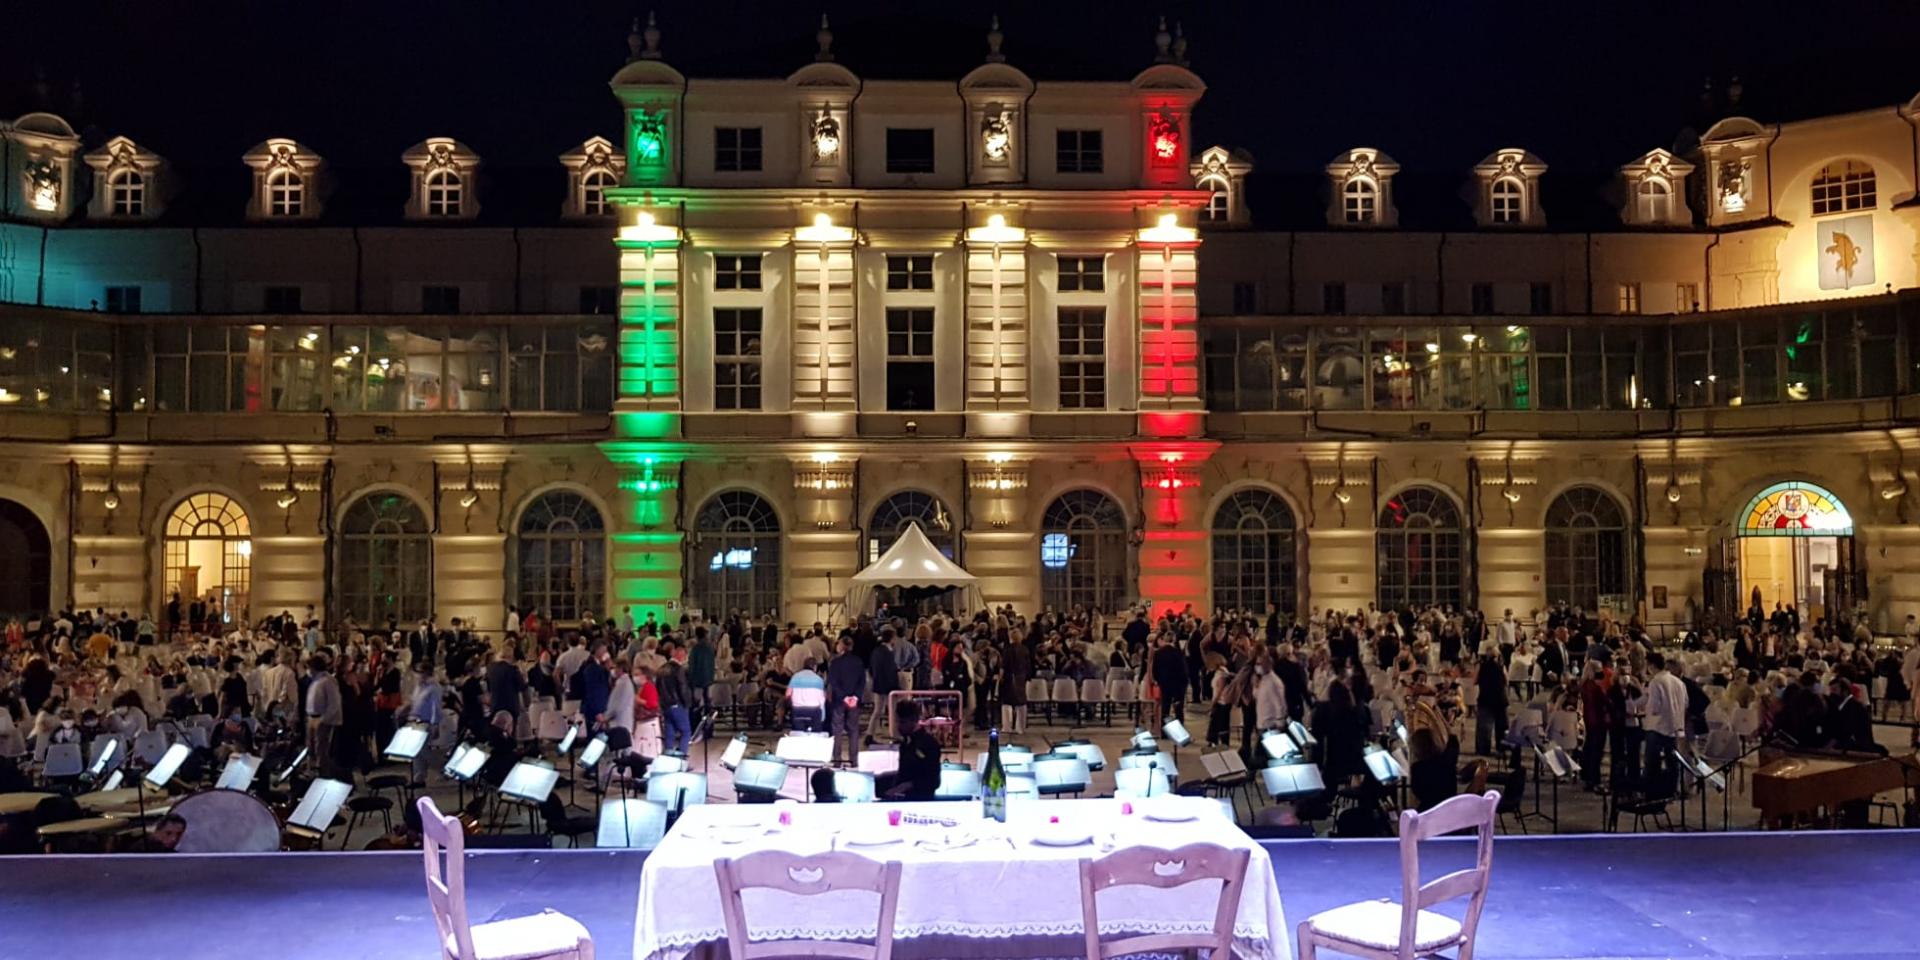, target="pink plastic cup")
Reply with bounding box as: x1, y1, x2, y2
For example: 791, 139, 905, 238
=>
888, 809, 903, 827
